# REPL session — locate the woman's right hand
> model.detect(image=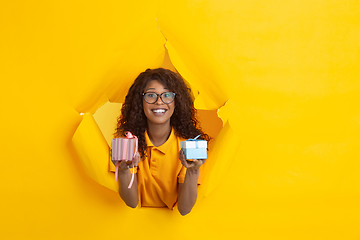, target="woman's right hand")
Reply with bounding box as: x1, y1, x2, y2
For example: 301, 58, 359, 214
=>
118, 152, 140, 171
